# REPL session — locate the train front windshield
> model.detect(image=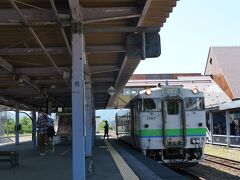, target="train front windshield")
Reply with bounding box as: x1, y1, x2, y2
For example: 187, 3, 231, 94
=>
140, 98, 161, 112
